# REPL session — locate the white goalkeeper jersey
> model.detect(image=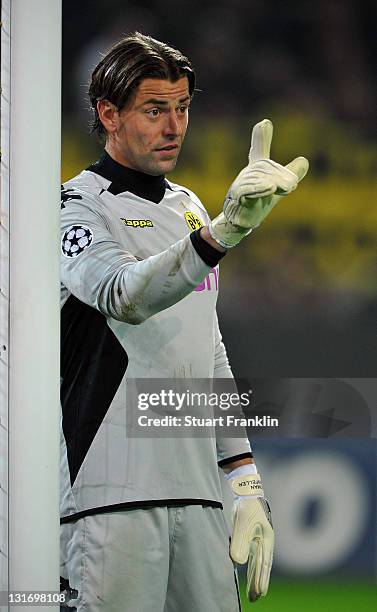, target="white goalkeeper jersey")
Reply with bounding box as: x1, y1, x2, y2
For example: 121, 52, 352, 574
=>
60, 152, 252, 523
